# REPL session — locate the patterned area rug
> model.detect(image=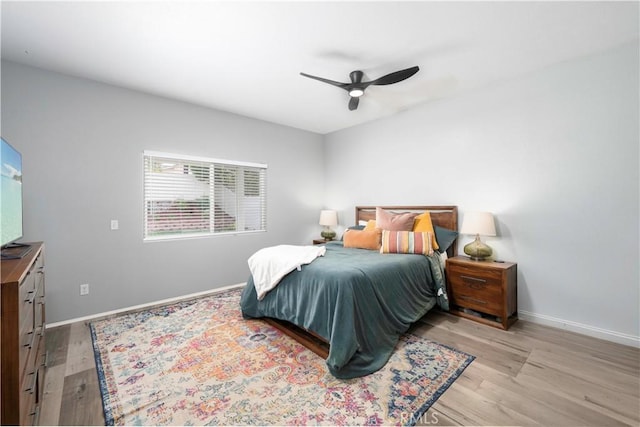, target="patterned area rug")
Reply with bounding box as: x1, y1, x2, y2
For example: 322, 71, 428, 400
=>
90, 288, 474, 426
